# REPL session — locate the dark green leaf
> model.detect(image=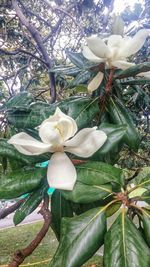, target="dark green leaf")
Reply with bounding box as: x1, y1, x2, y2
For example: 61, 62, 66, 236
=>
51, 65, 80, 76
114, 62, 150, 79
62, 181, 112, 203
121, 78, 150, 86
66, 97, 100, 129
70, 200, 108, 215
62, 162, 124, 200
0, 167, 46, 199
7, 97, 99, 130
7, 101, 55, 129
49, 207, 106, 267
65, 51, 88, 69
90, 123, 126, 163
131, 167, 150, 192
107, 97, 140, 150
76, 161, 124, 186
5, 92, 34, 109
13, 184, 48, 225
132, 167, 150, 185
141, 190, 150, 205
104, 209, 150, 267
51, 190, 73, 240
142, 212, 150, 247
69, 70, 92, 88
106, 202, 121, 217
137, 177, 150, 191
